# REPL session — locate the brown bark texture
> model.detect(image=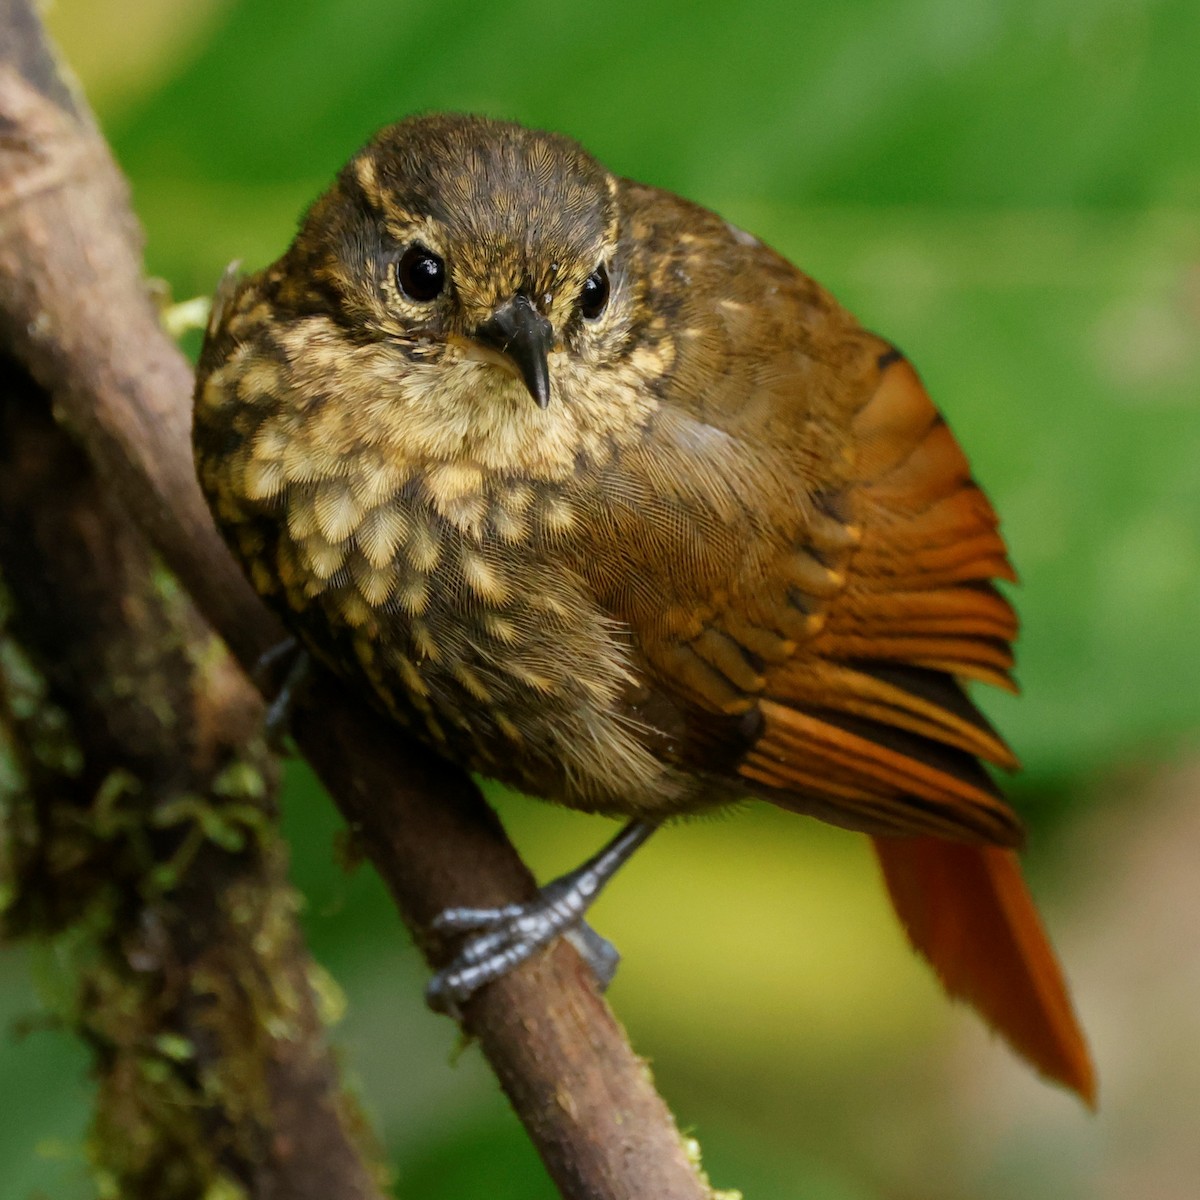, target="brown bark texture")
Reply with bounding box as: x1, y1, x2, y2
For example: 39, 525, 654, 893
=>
0, 363, 387, 1199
